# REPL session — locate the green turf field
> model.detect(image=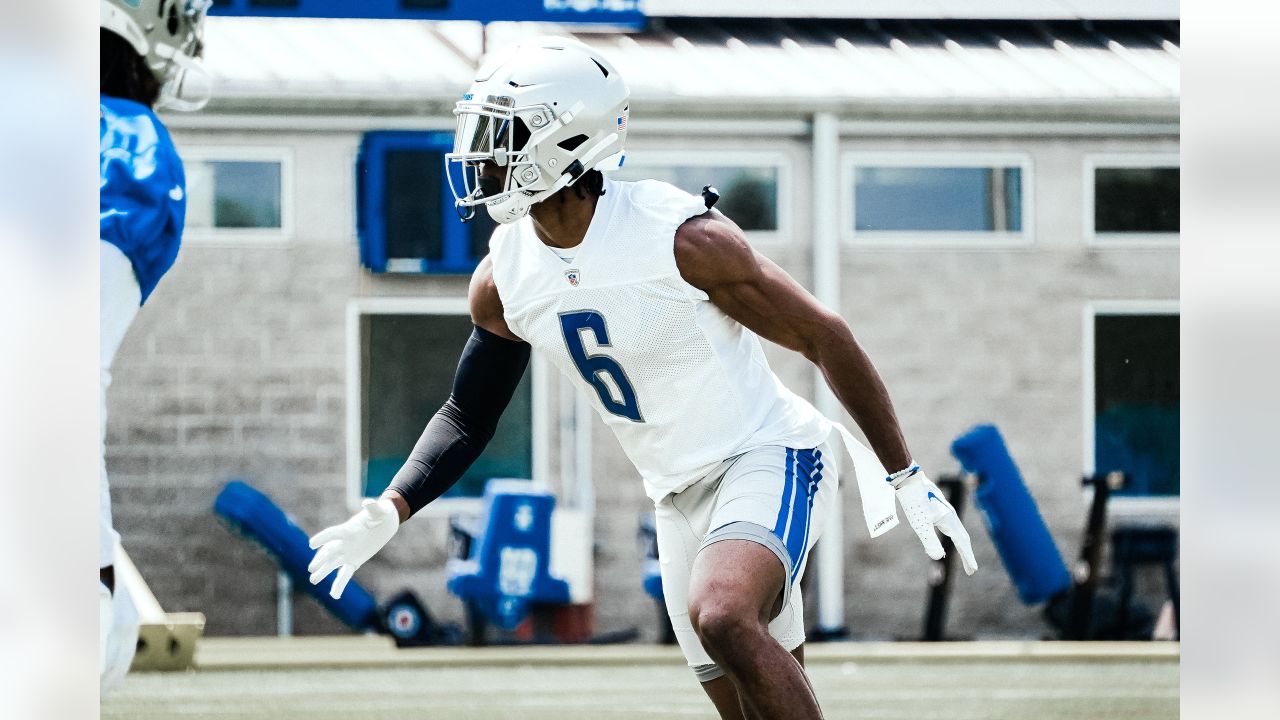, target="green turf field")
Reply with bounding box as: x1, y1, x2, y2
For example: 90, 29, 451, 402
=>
102, 638, 1179, 719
